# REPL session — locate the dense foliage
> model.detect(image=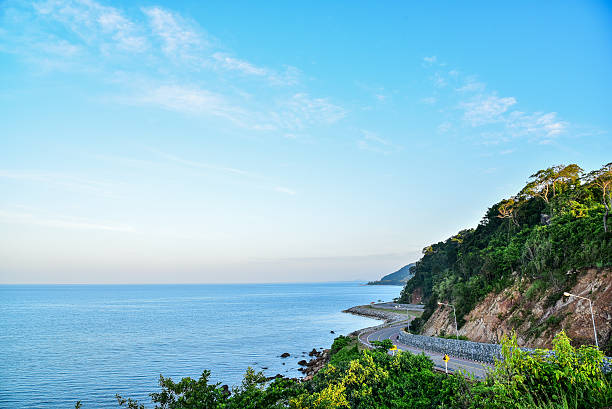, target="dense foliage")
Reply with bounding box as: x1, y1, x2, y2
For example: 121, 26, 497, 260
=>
398, 163, 612, 334
82, 331, 610, 409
